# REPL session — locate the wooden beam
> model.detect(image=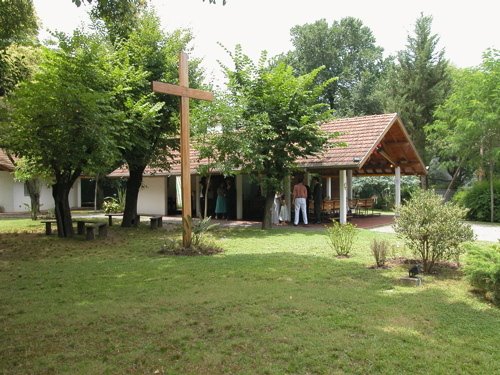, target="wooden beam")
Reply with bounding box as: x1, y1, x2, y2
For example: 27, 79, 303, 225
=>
152, 81, 214, 101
